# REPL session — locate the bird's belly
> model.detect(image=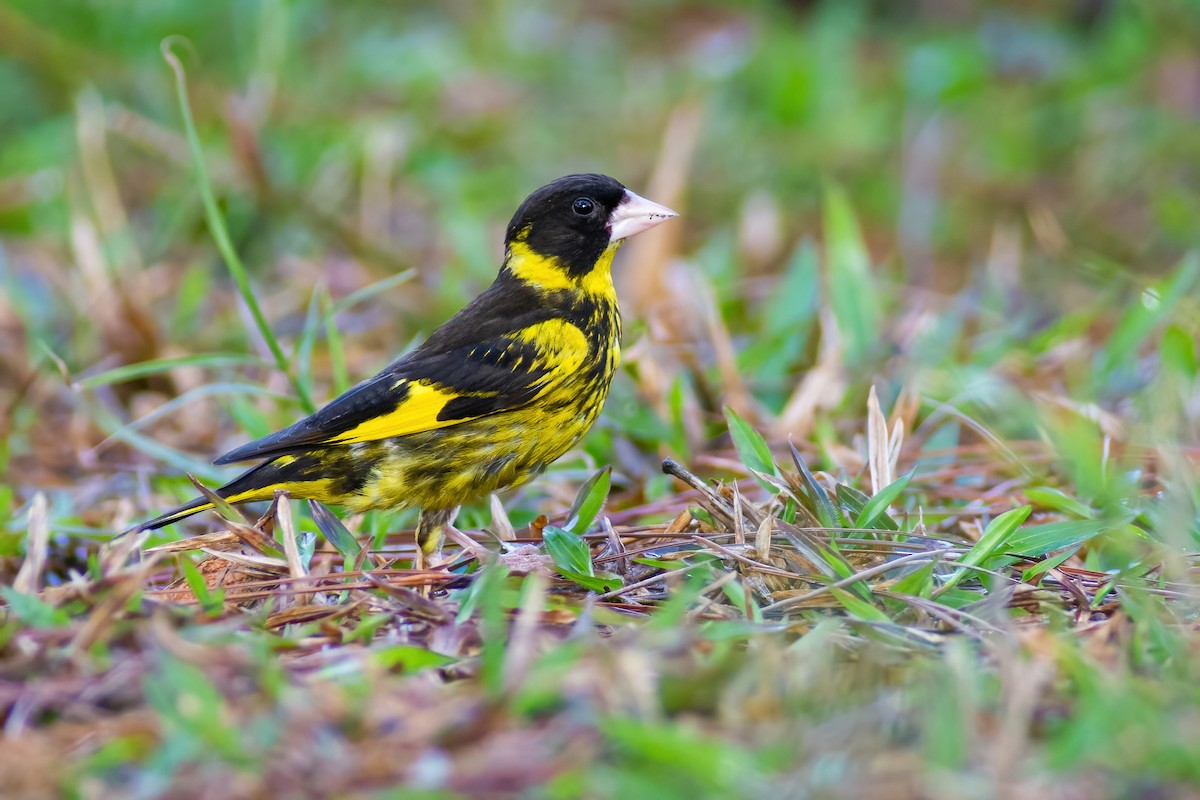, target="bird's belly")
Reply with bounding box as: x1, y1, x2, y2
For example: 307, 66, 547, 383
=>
347, 377, 610, 513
